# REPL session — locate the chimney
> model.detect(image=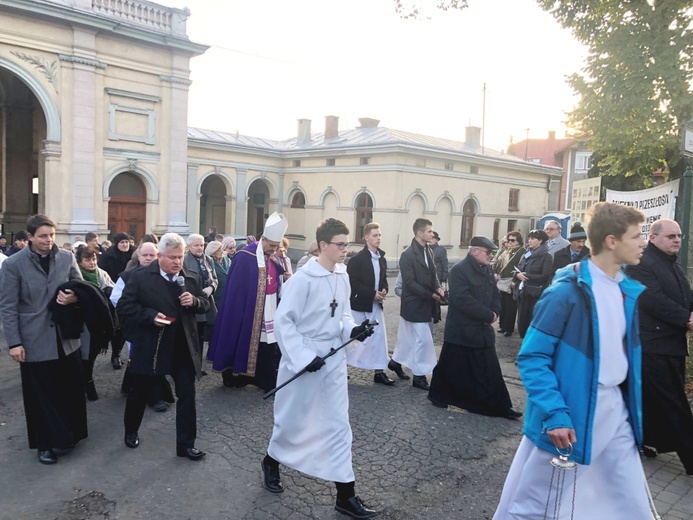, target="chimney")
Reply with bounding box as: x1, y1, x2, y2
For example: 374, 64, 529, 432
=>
465, 126, 481, 147
325, 115, 339, 140
358, 117, 380, 129
548, 131, 556, 140
297, 118, 312, 145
